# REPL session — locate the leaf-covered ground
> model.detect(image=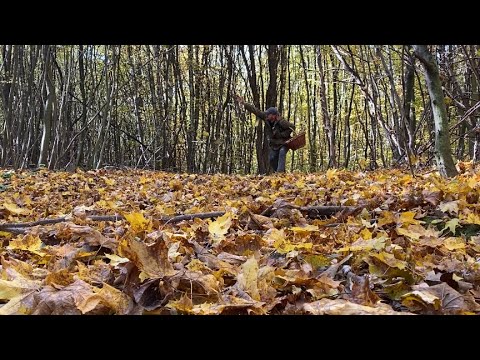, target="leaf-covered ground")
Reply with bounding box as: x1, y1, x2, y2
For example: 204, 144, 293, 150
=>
1, 166, 480, 315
